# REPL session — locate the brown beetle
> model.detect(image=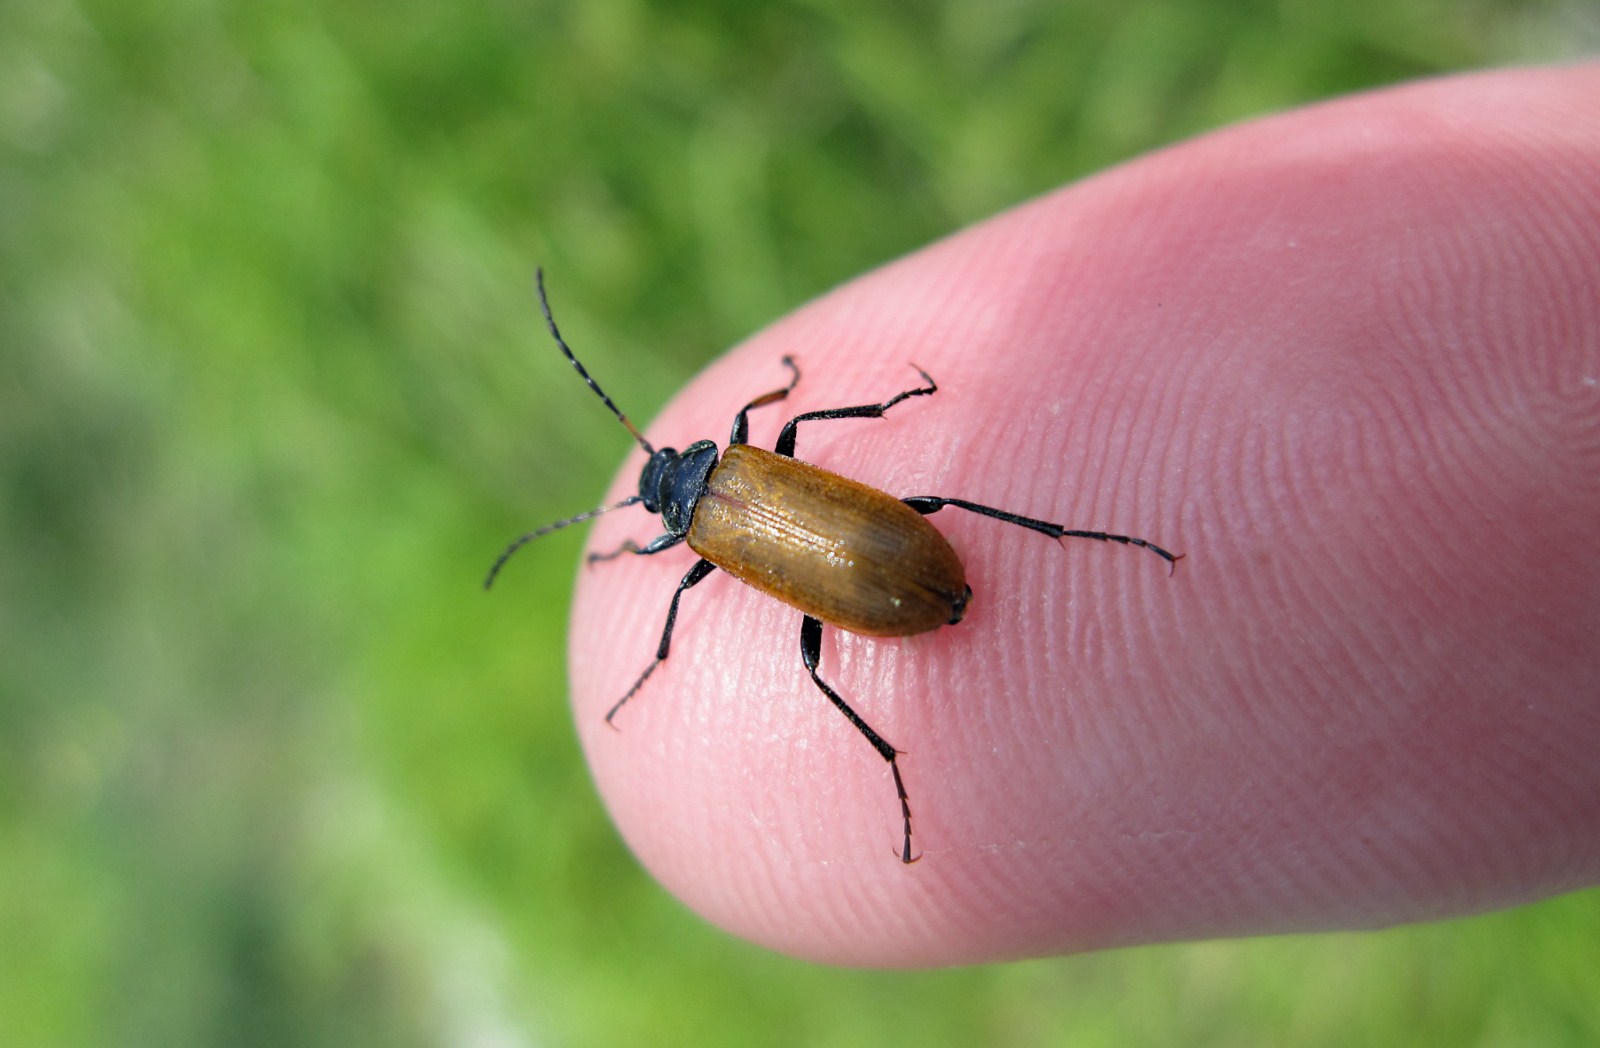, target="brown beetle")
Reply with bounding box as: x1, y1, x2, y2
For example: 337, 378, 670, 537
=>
488, 270, 1178, 862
